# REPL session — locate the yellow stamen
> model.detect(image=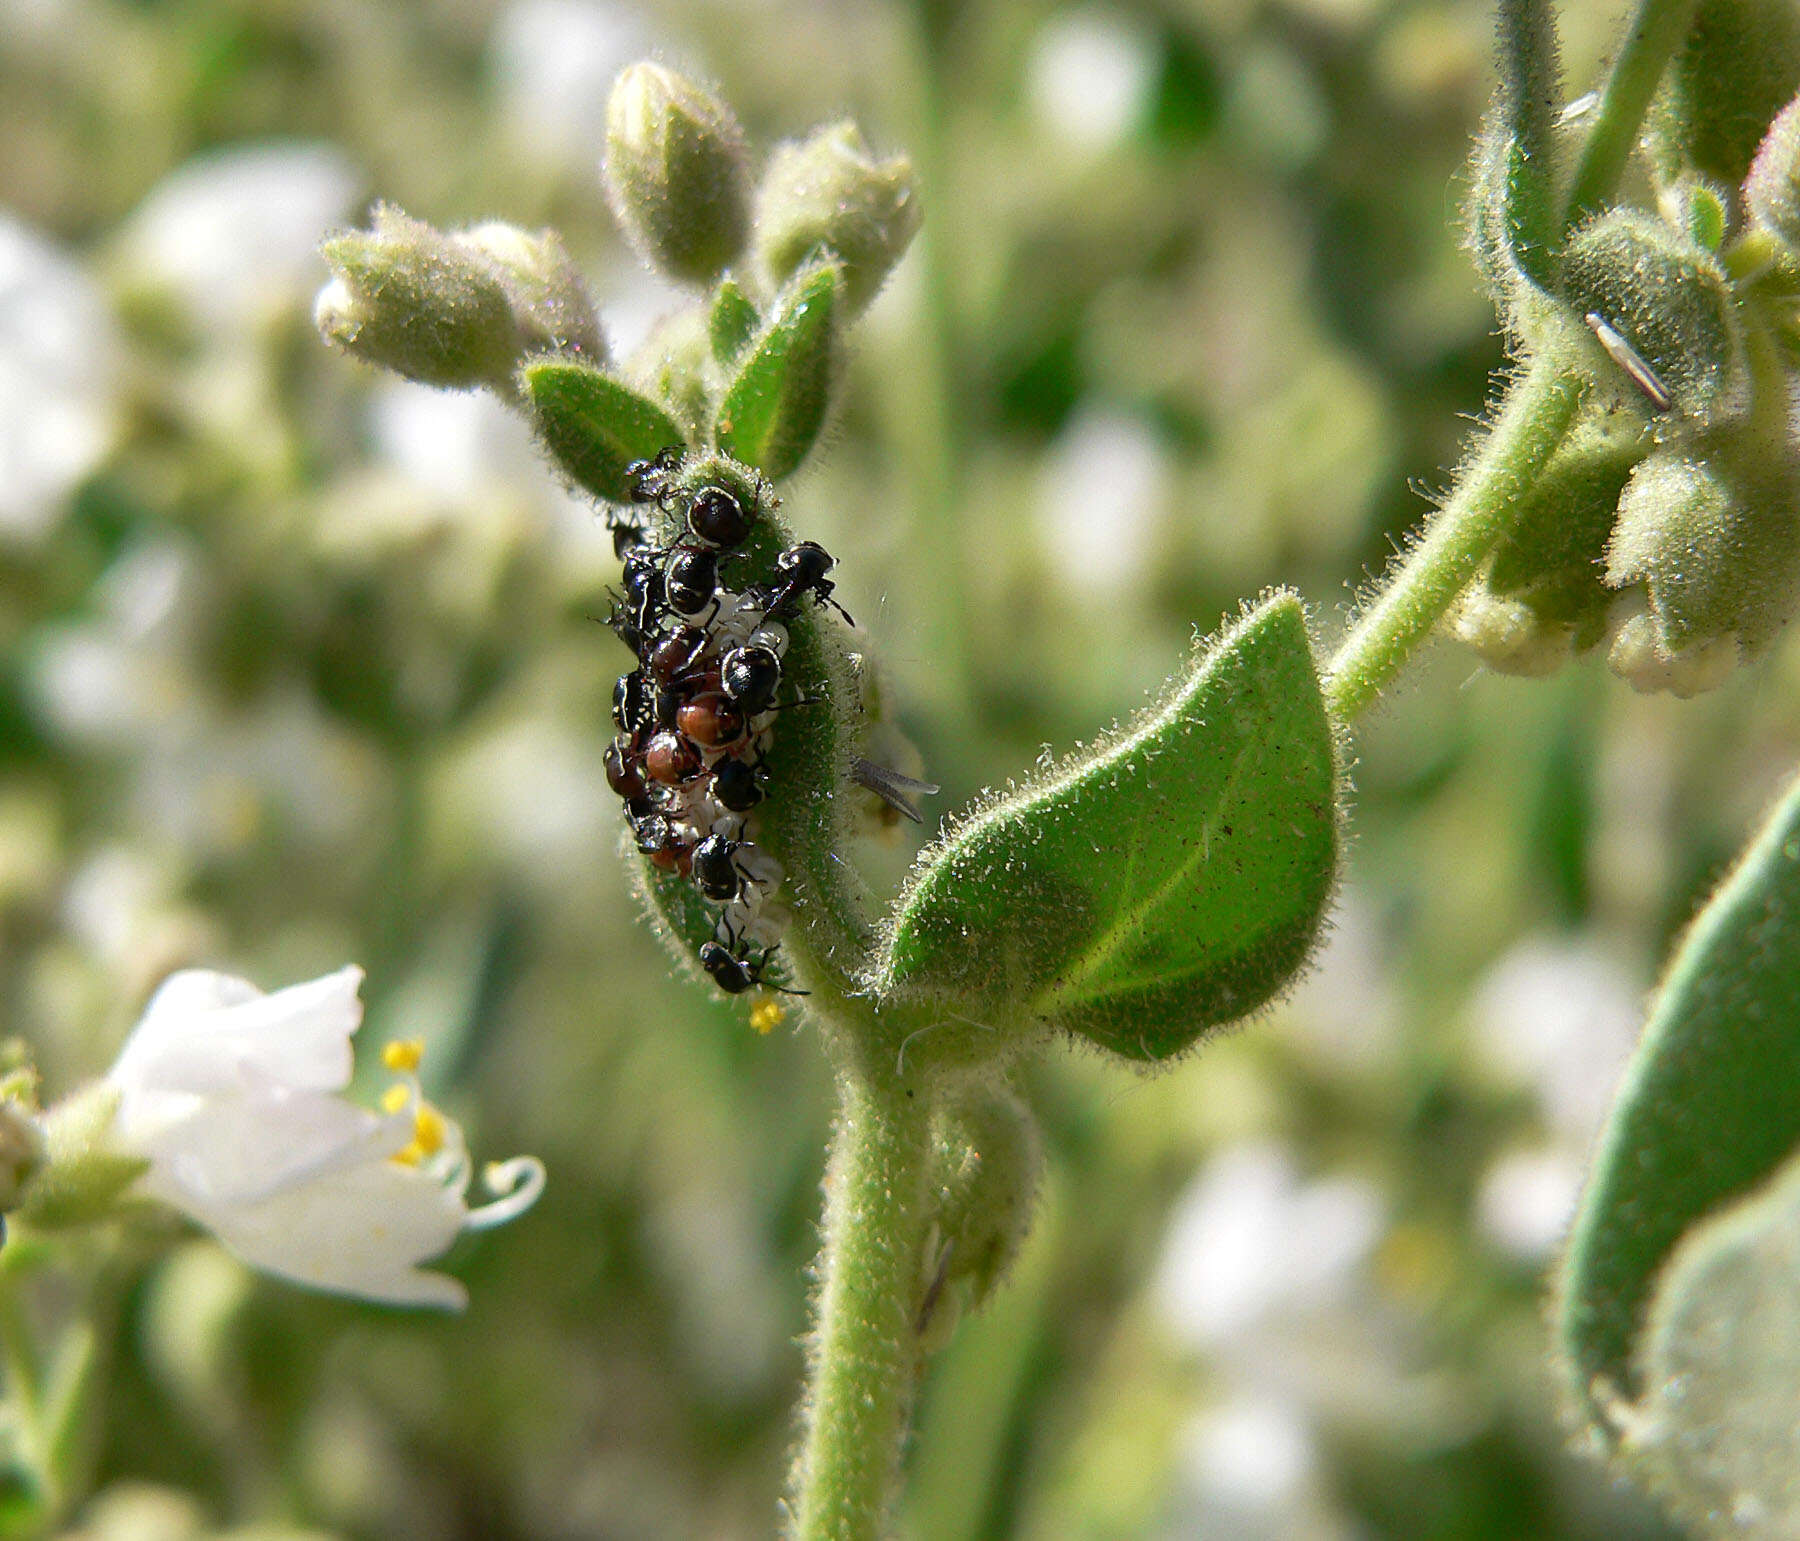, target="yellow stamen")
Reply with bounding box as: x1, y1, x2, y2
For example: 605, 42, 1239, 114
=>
749, 997, 785, 1036
380, 1083, 410, 1114
393, 1141, 425, 1167
382, 1039, 425, 1073
411, 1104, 446, 1157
